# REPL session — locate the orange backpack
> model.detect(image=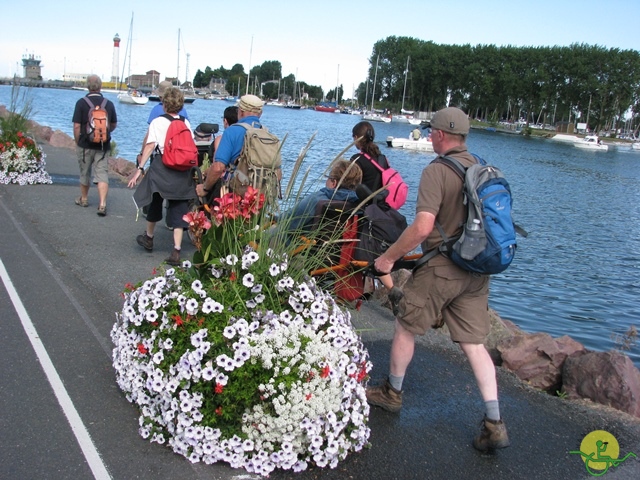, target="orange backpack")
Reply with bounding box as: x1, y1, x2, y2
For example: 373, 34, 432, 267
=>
83, 97, 109, 144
